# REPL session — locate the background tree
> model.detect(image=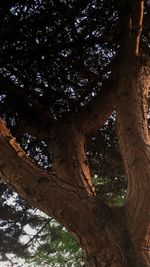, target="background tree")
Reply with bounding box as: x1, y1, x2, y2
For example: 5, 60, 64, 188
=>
0, 0, 150, 266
